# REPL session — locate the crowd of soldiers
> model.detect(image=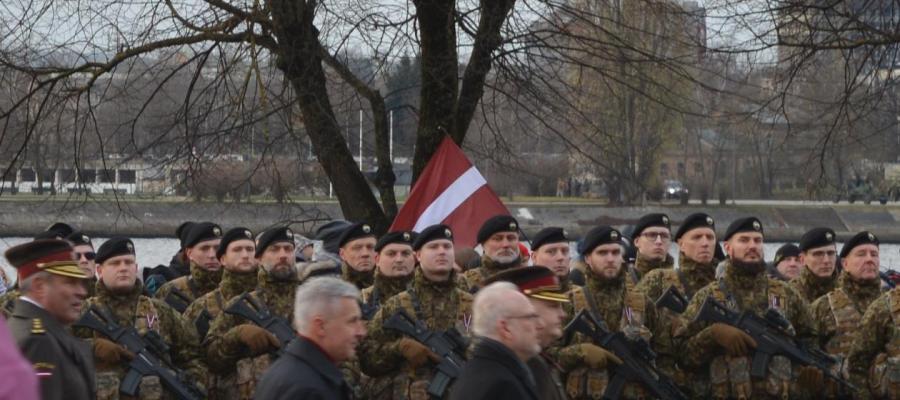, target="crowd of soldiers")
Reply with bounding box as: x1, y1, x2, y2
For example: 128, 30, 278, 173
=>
1, 211, 899, 399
